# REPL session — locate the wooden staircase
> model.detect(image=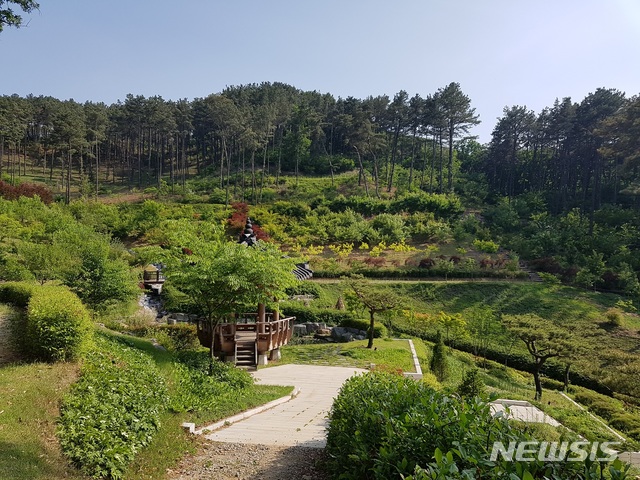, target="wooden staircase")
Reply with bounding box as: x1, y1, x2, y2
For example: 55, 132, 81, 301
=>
234, 332, 257, 367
